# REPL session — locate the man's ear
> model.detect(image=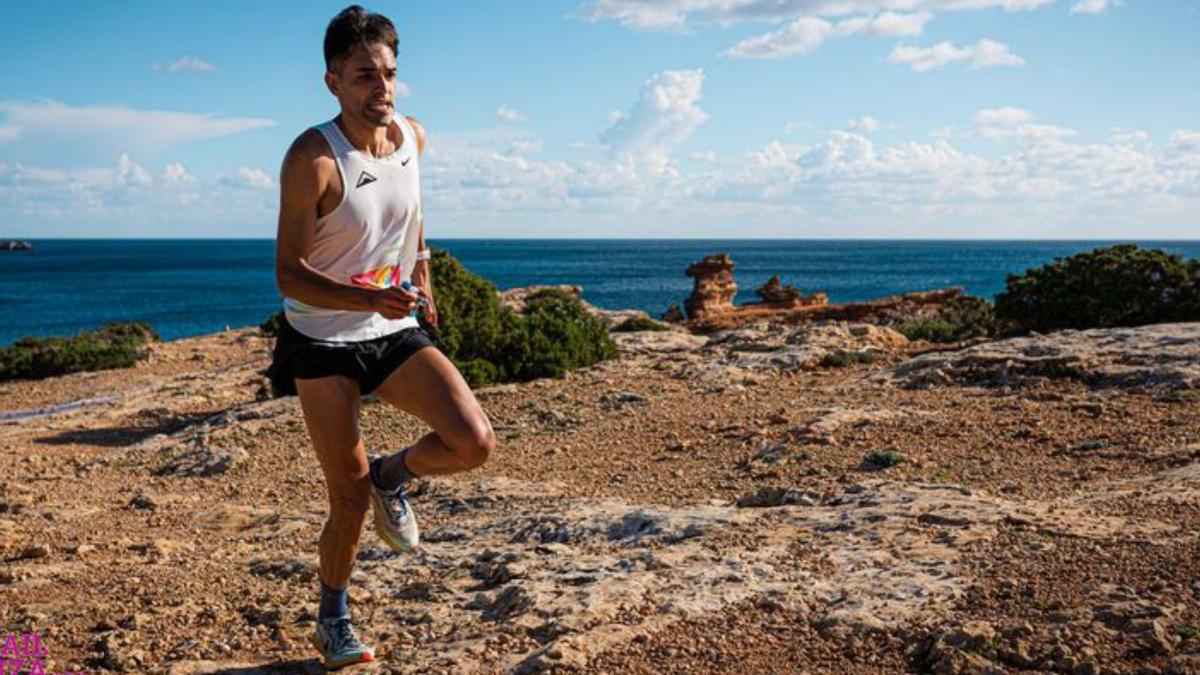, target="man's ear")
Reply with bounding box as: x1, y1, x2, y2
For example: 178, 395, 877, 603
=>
324, 71, 338, 97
